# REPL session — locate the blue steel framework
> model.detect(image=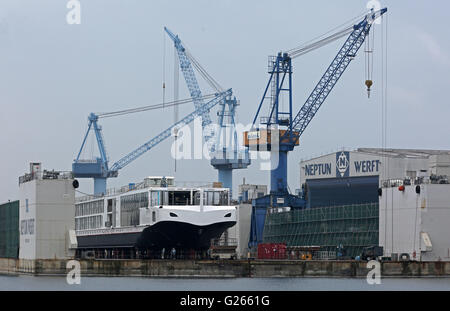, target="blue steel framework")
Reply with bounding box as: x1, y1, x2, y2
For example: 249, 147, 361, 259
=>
164, 27, 250, 193
263, 203, 379, 258
73, 90, 232, 195
248, 8, 387, 247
